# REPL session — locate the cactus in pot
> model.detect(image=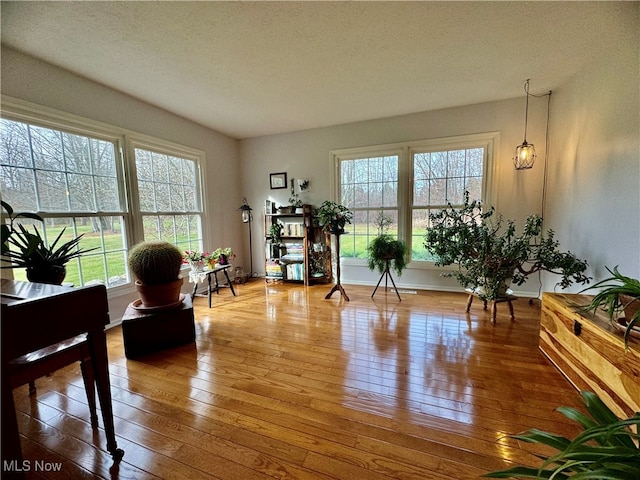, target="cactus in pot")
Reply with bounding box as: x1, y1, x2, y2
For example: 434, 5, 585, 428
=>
128, 241, 184, 307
